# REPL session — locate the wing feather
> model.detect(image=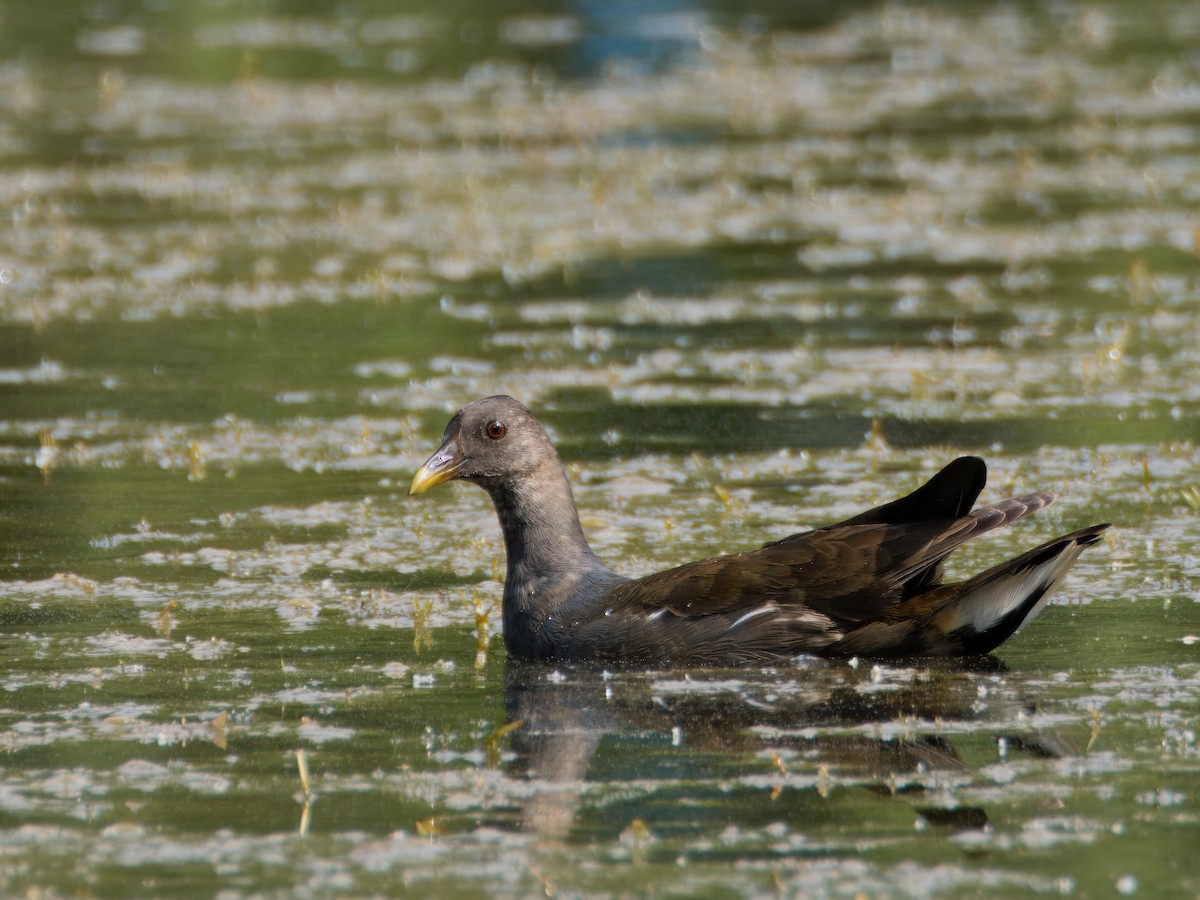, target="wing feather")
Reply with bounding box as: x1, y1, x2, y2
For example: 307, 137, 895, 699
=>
594, 492, 1057, 633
